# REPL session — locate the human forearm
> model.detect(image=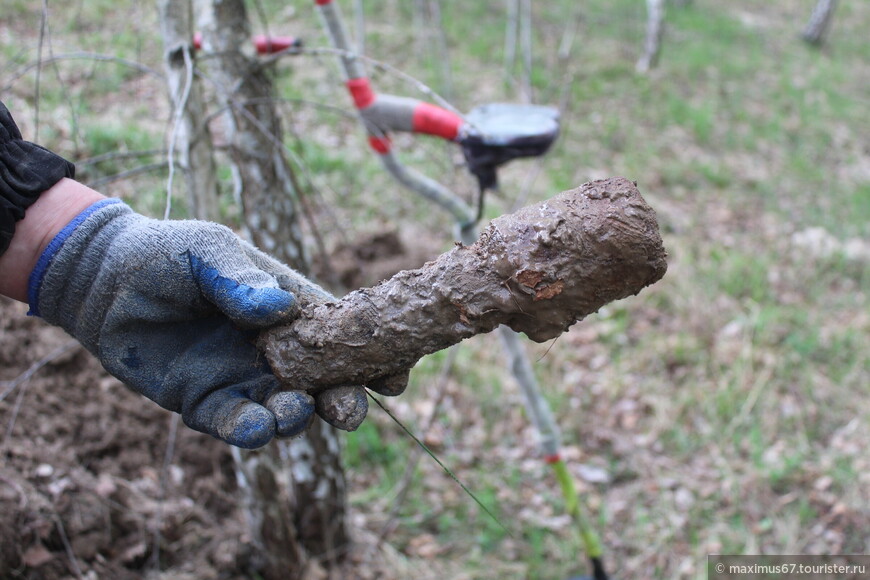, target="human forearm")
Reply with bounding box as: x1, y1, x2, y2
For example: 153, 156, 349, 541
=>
0, 178, 105, 302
